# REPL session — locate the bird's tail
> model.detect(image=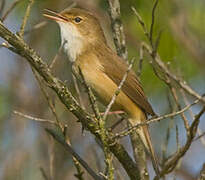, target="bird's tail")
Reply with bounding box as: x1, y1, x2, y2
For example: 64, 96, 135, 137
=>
129, 111, 160, 176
